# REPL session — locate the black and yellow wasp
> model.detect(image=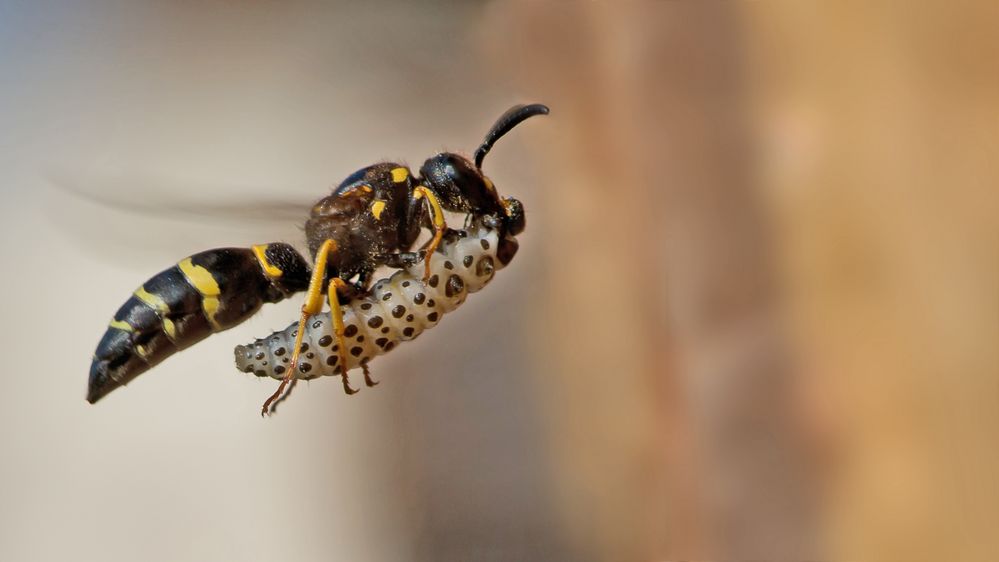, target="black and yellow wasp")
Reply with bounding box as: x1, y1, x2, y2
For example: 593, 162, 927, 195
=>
87, 104, 549, 414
